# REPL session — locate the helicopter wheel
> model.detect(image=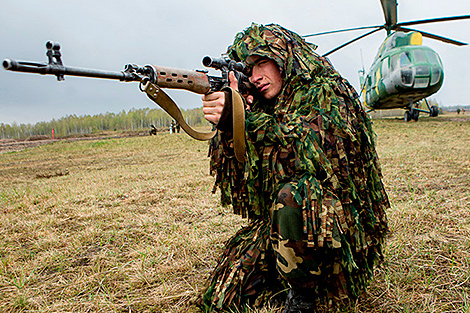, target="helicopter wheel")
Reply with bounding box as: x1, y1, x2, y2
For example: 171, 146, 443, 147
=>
404, 110, 411, 122
411, 110, 420, 121
430, 105, 439, 117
